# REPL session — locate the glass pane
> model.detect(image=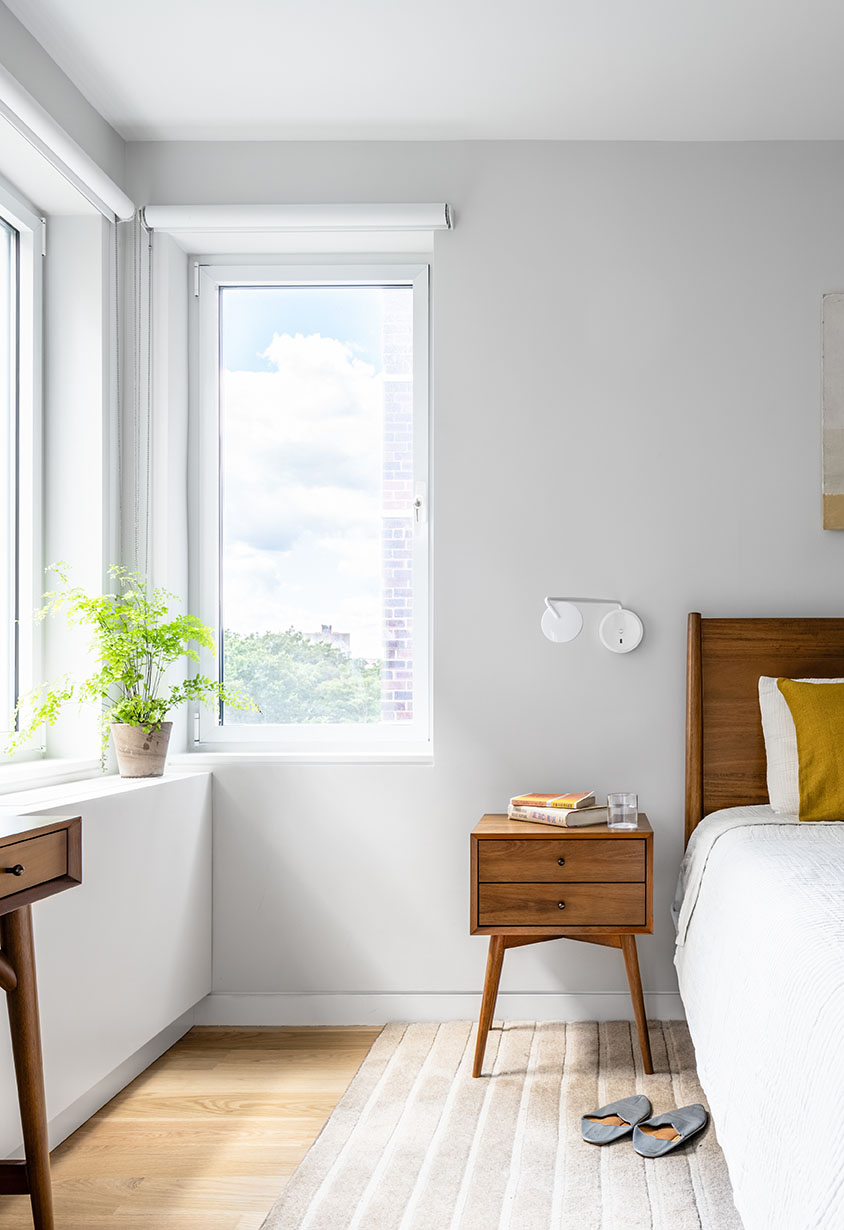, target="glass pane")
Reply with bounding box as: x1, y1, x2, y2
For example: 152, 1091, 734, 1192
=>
0, 220, 15, 732
219, 283, 414, 725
